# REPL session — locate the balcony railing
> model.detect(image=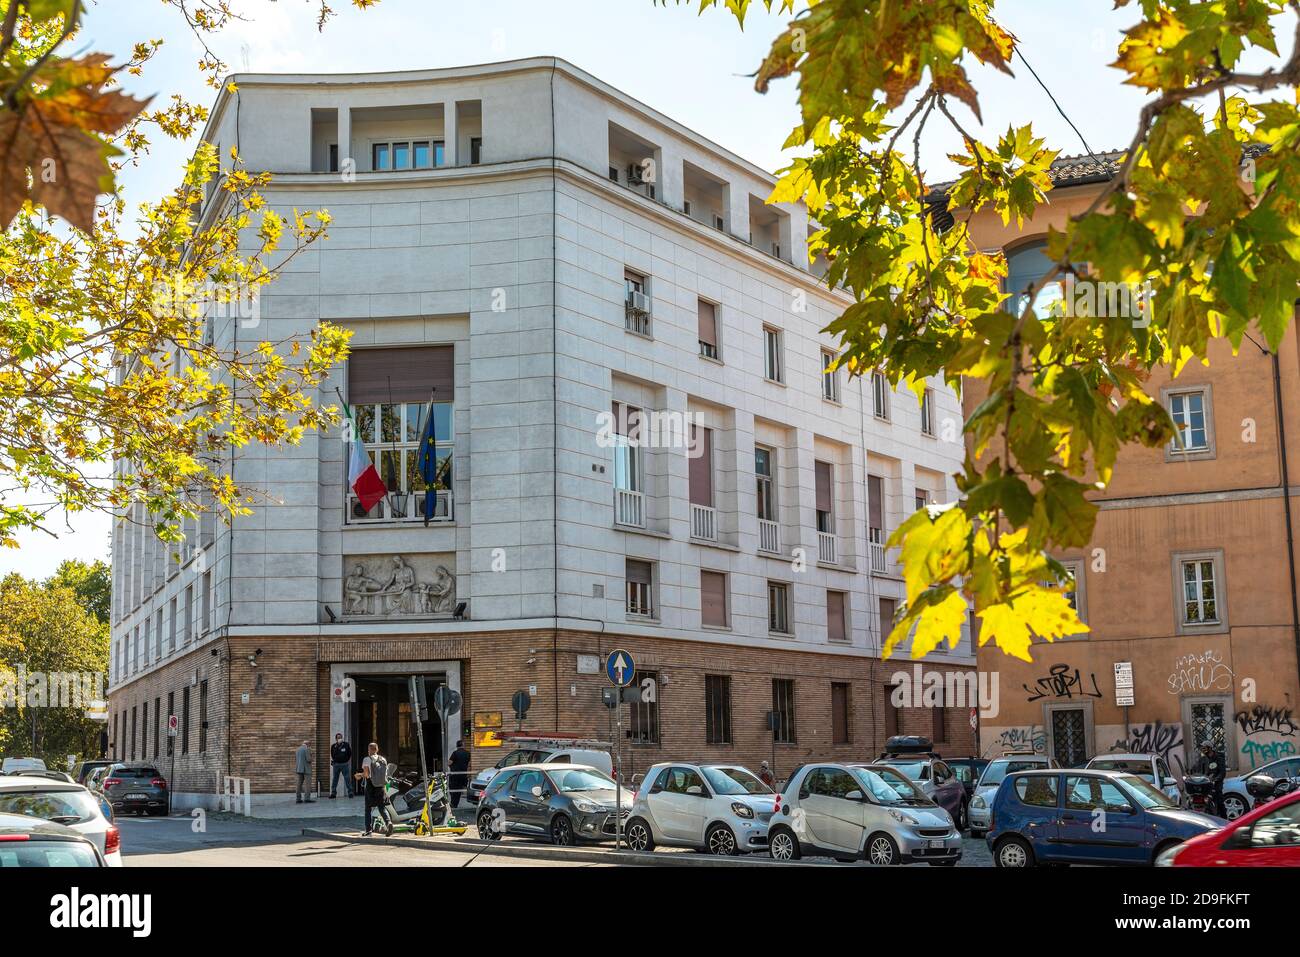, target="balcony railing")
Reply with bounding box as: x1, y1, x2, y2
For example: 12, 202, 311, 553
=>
615, 488, 645, 528
869, 527, 887, 573
347, 490, 454, 525
690, 503, 717, 542
818, 531, 838, 565
758, 518, 780, 554
625, 291, 651, 335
